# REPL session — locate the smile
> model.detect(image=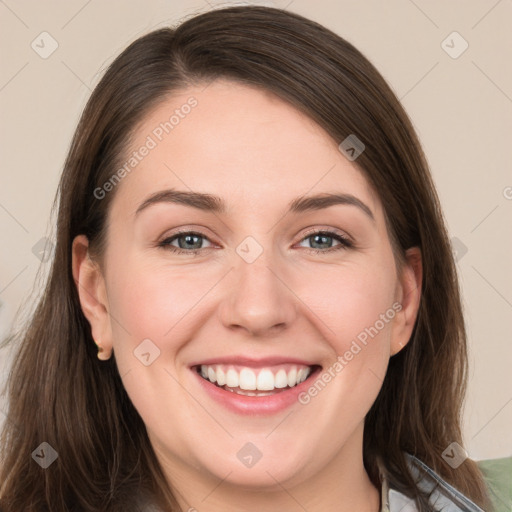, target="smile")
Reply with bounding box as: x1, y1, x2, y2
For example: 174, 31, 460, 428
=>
196, 363, 316, 395
191, 358, 322, 414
